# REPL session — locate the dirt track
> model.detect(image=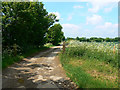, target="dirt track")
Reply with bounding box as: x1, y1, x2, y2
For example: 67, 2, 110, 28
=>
2, 46, 77, 89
